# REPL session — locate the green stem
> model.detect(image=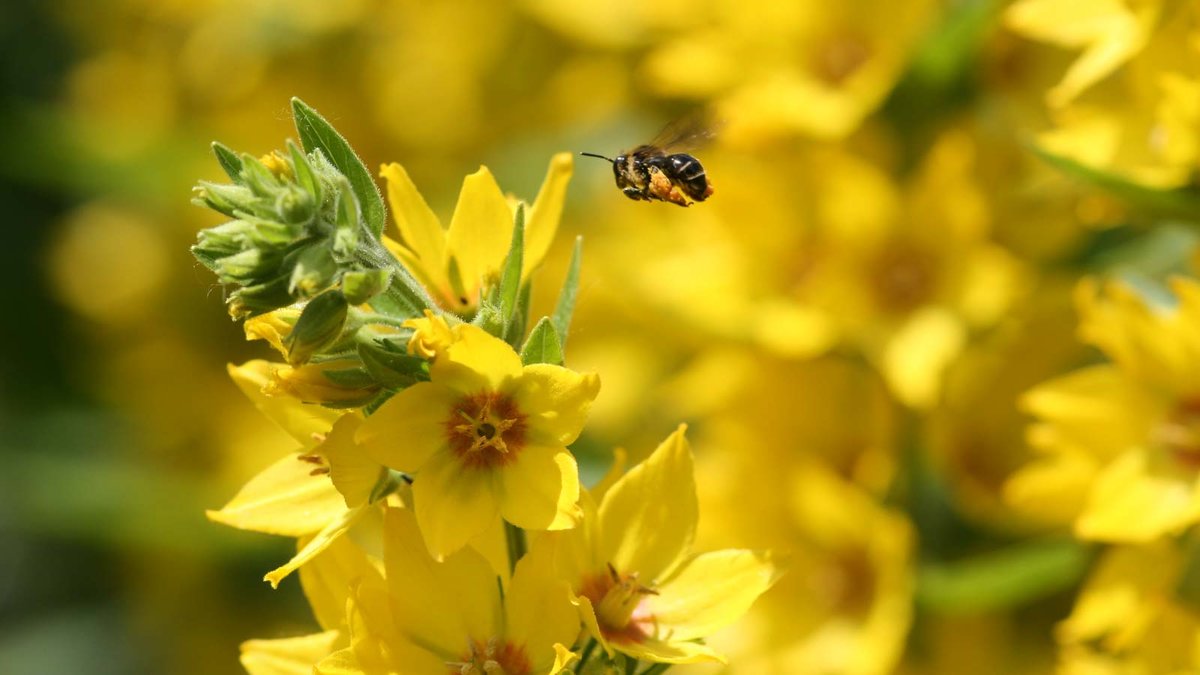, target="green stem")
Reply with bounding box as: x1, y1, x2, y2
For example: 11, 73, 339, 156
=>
640, 663, 671, 675
576, 638, 598, 672
624, 655, 639, 675
504, 521, 527, 576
